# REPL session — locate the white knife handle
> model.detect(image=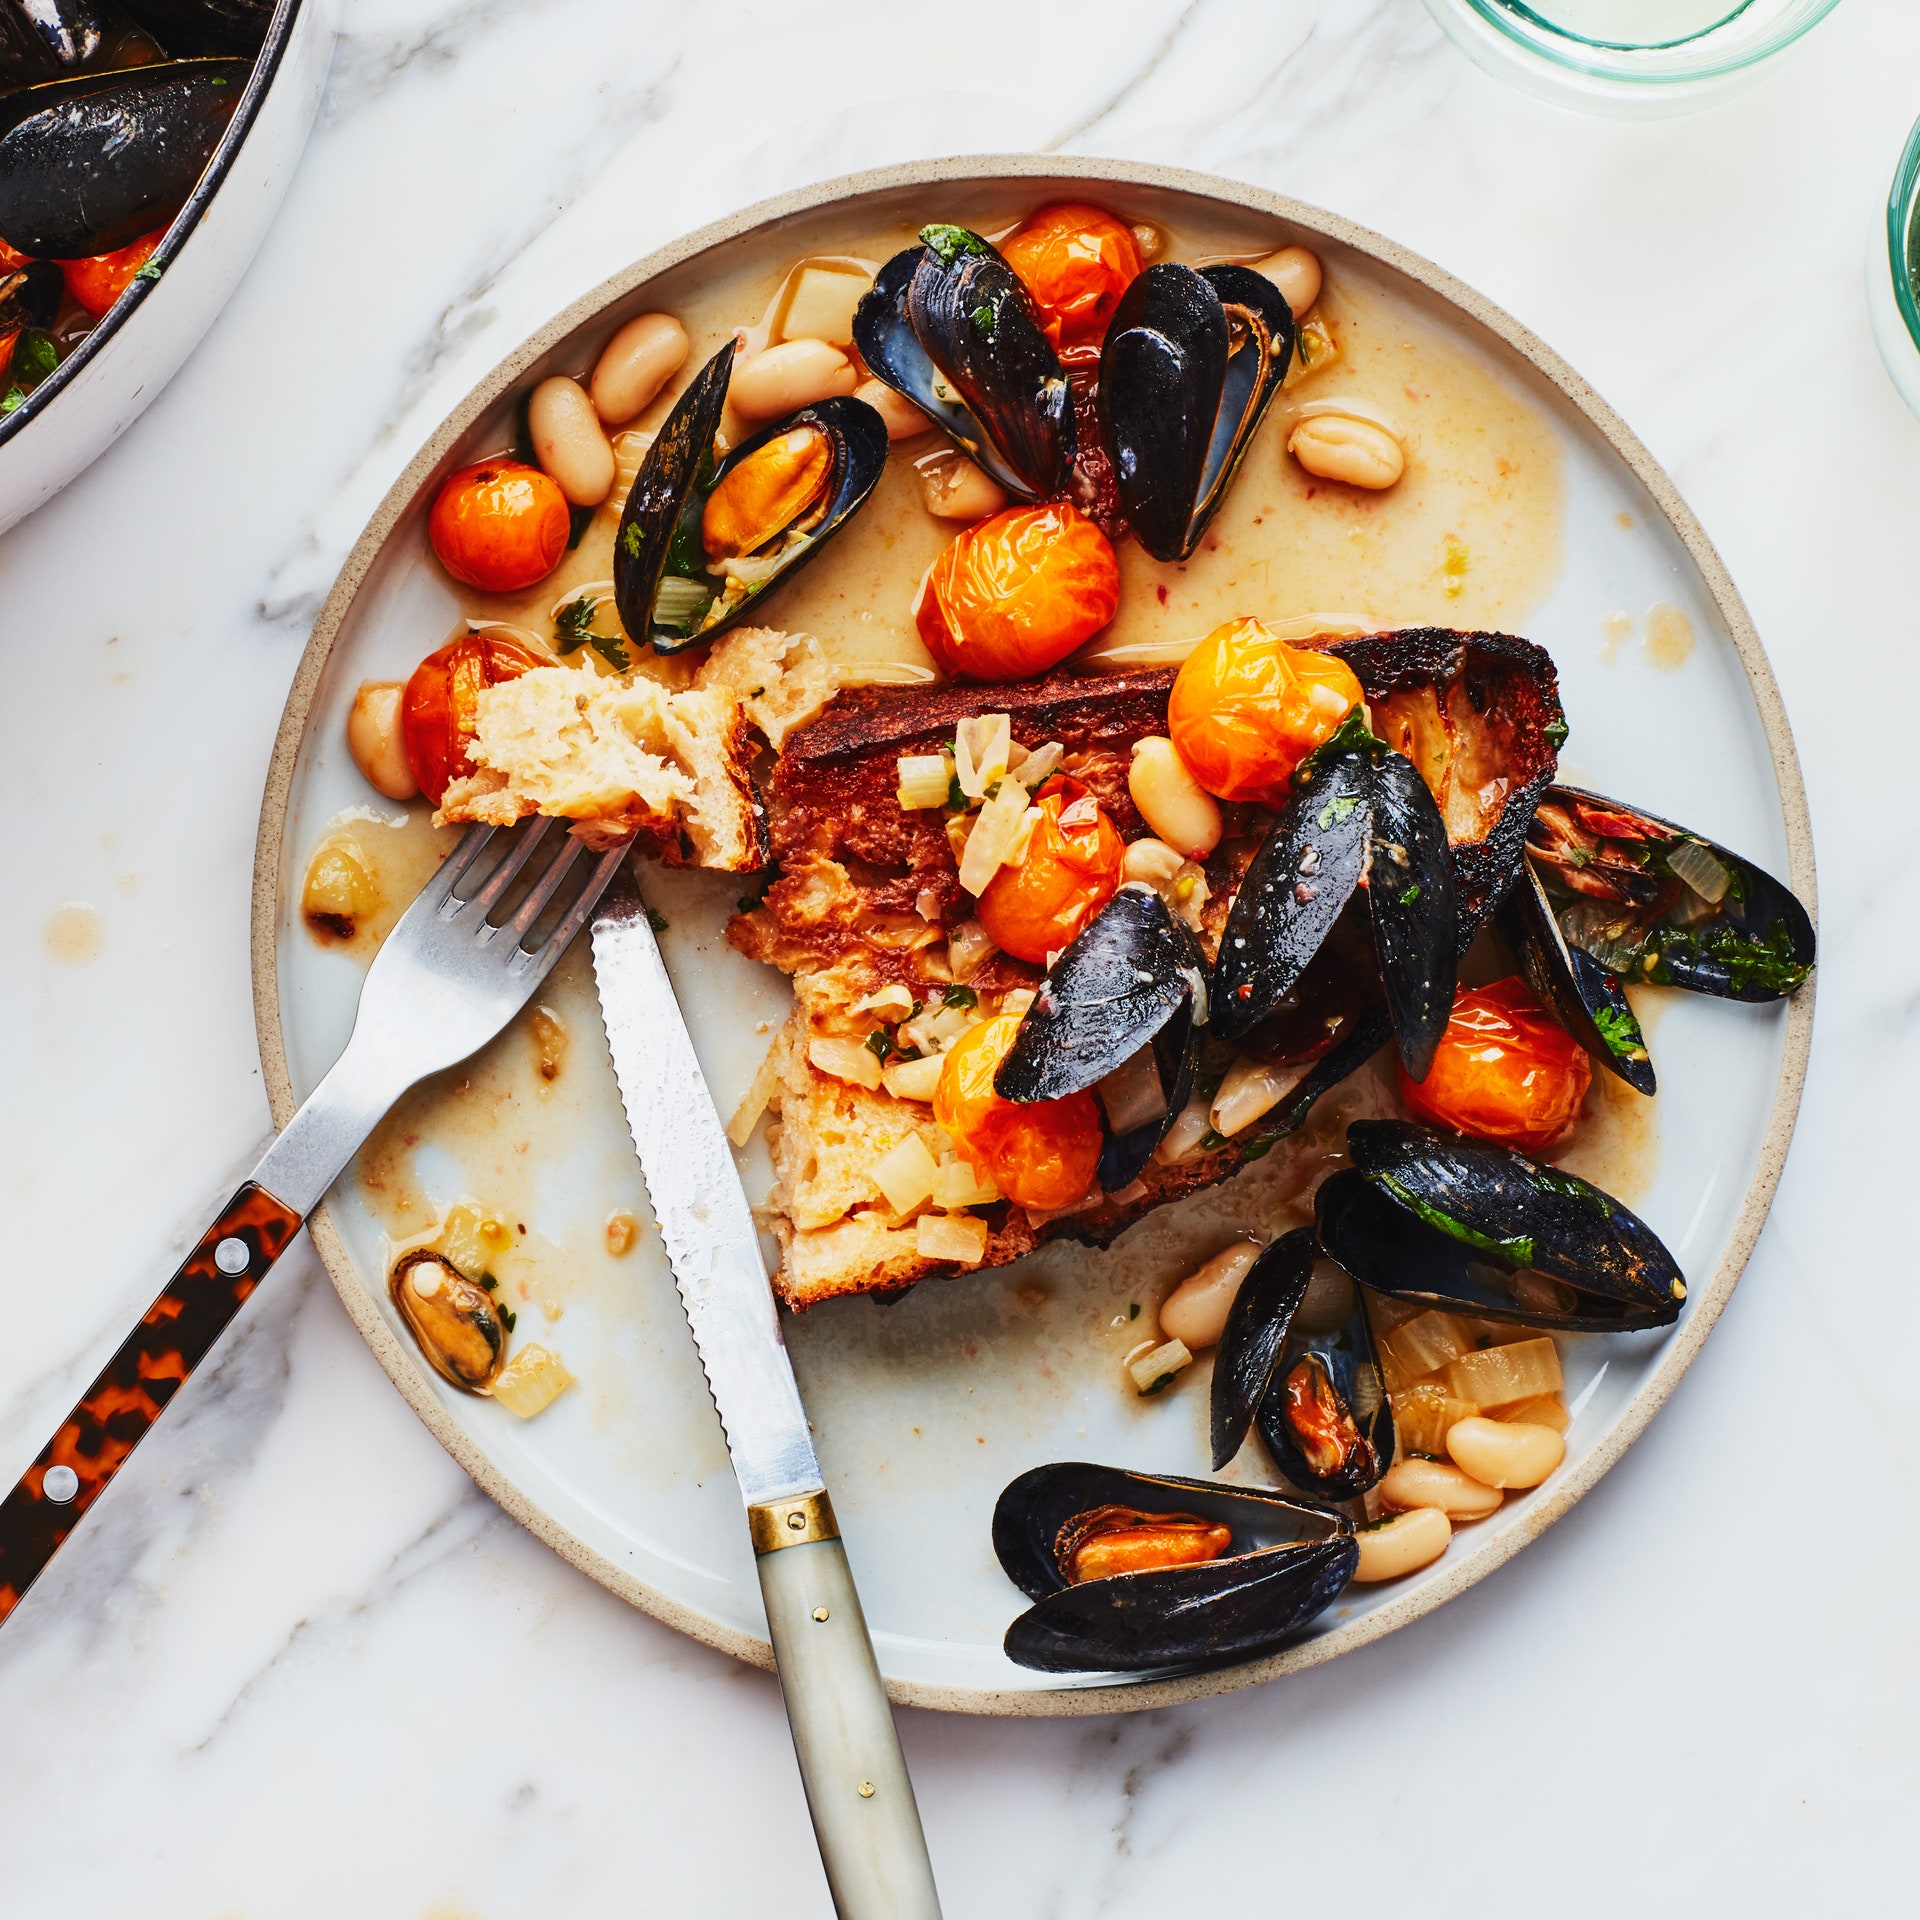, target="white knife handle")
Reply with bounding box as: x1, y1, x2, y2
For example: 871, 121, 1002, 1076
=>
752, 1495, 942, 1919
